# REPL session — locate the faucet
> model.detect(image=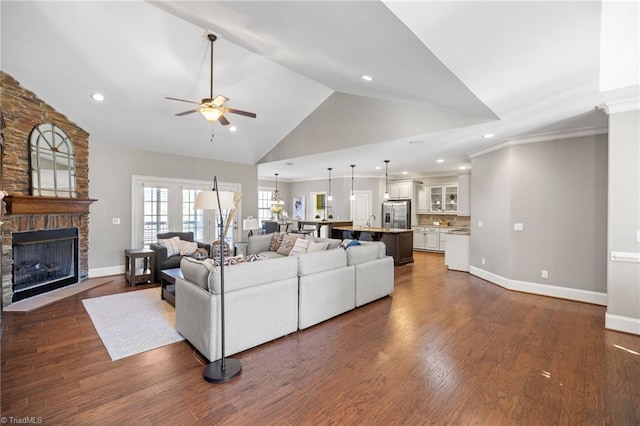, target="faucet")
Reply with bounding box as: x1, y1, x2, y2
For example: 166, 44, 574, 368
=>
365, 215, 376, 228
